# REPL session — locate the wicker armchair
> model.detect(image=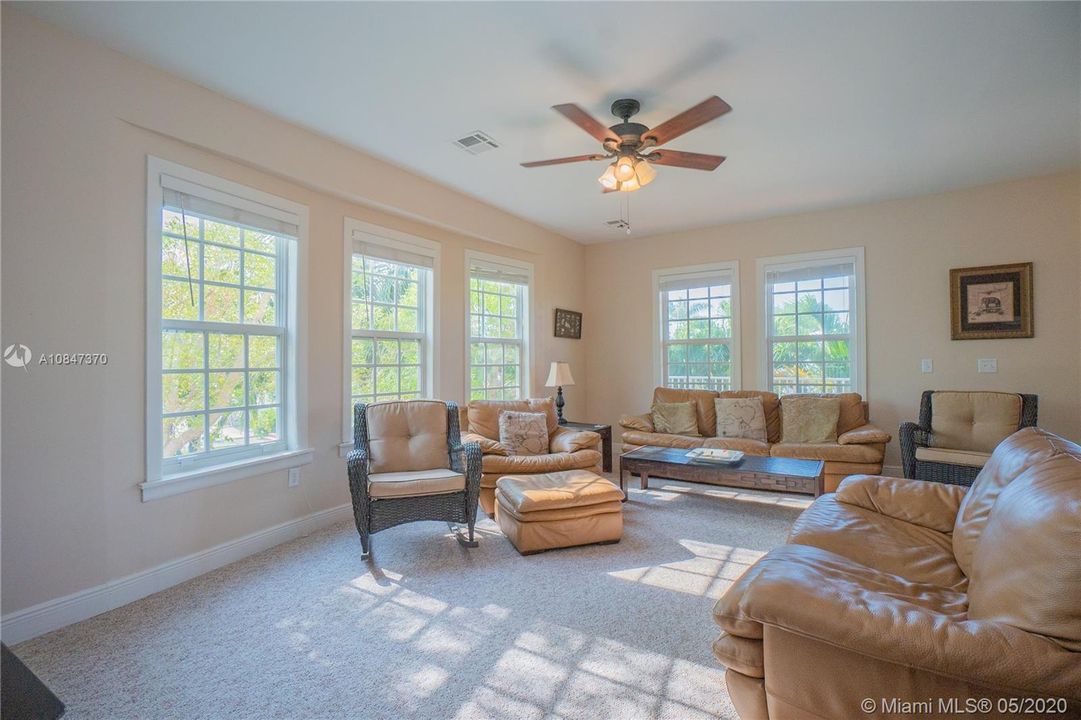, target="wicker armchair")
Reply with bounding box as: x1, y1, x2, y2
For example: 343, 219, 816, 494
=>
347, 400, 482, 556
900, 390, 1038, 486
